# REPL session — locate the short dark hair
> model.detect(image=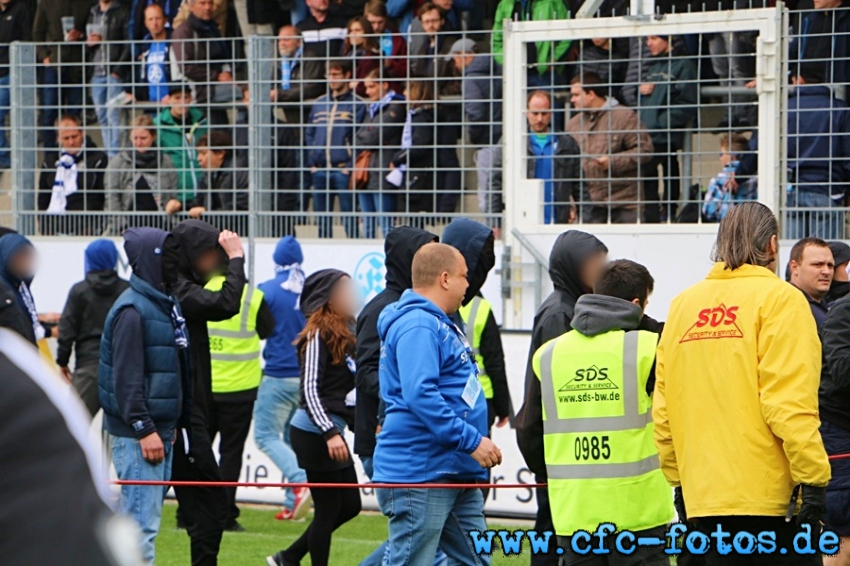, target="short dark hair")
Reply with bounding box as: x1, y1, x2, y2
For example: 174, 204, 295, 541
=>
418, 2, 444, 18
327, 58, 353, 75
196, 130, 233, 161
594, 260, 654, 305
570, 71, 607, 99
790, 237, 830, 265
